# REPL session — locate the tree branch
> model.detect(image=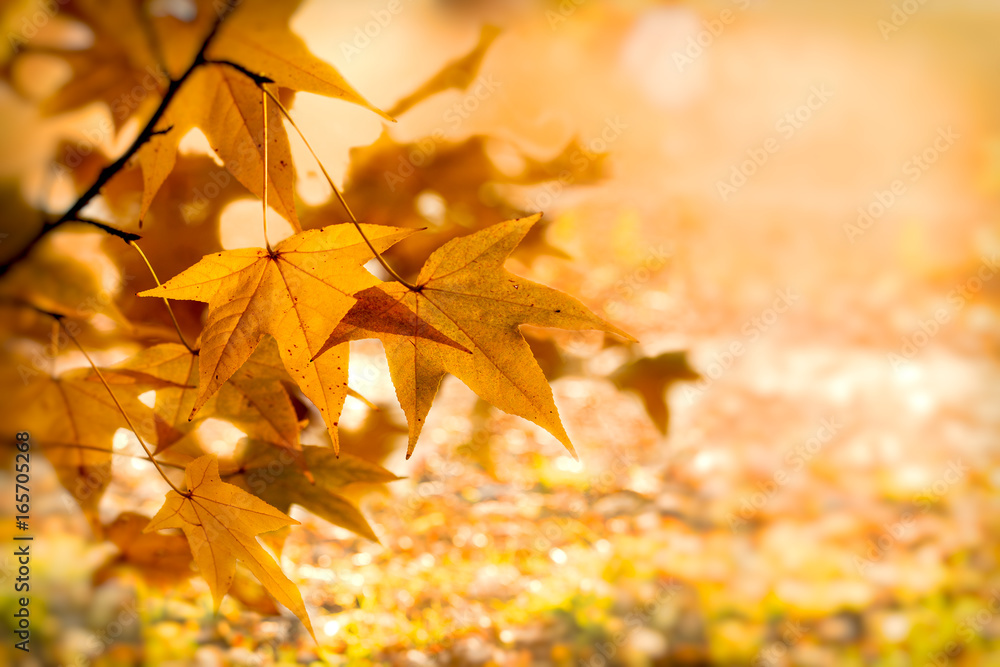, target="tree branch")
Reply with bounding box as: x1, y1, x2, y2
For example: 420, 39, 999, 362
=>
0, 0, 241, 277
70, 218, 142, 242
205, 59, 274, 86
